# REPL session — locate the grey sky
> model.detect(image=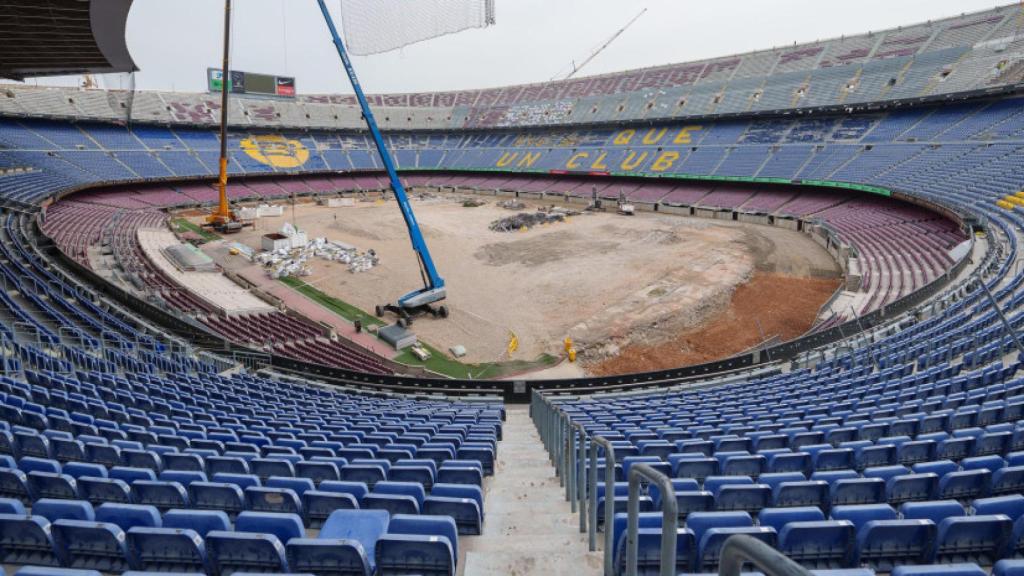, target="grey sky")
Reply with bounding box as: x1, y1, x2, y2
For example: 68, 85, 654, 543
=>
36, 0, 1017, 94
